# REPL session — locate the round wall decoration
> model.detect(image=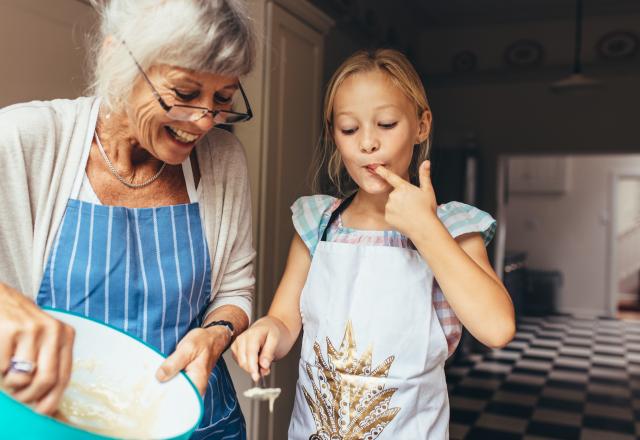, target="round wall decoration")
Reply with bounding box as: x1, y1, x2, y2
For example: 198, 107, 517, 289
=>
451, 50, 478, 73
597, 31, 638, 59
504, 39, 544, 68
